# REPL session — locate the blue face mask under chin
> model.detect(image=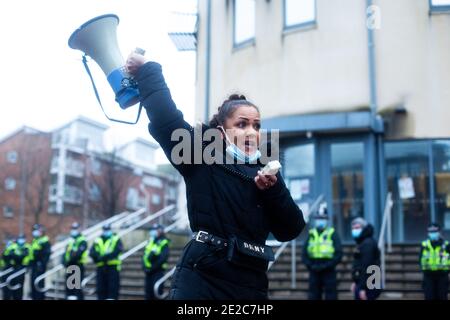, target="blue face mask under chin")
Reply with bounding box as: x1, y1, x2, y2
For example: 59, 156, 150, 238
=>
17, 239, 26, 246
220, 127, 261, 164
